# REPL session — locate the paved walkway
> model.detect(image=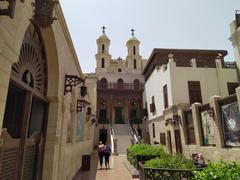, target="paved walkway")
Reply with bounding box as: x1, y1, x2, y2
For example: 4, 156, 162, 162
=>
73, 151, 138, 180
